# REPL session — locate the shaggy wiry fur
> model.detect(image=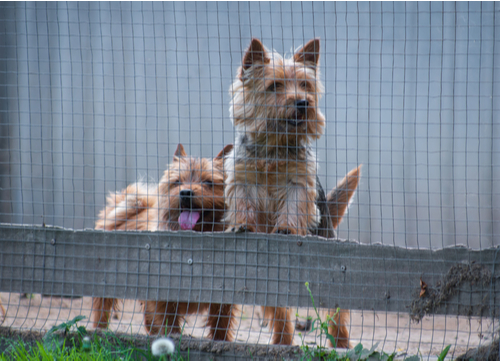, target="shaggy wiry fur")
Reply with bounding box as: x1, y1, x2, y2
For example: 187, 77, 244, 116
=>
225, 38, 325, 238
142, 144, 237, 341
225, 37, 359, 347
92, 144, 238, 342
